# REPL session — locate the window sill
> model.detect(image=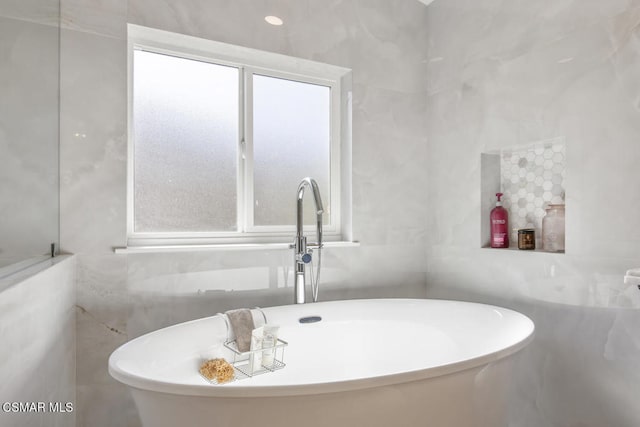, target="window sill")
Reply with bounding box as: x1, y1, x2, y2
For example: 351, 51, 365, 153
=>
113, 241, 360, 254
